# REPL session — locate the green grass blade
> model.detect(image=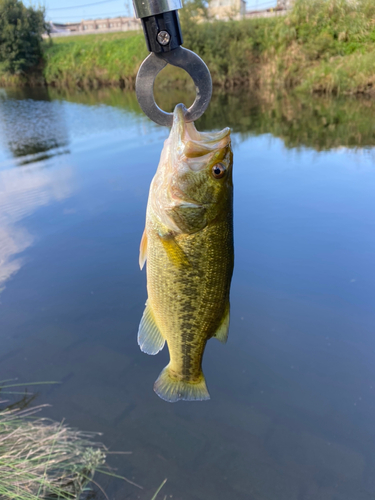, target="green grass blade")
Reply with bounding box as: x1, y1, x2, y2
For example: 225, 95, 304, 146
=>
150, 478, 167, 500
